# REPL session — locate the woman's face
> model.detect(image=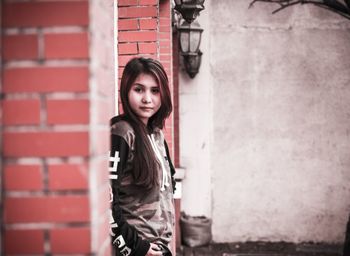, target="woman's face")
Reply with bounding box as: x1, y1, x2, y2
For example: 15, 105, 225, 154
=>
128, 73, 162, 125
